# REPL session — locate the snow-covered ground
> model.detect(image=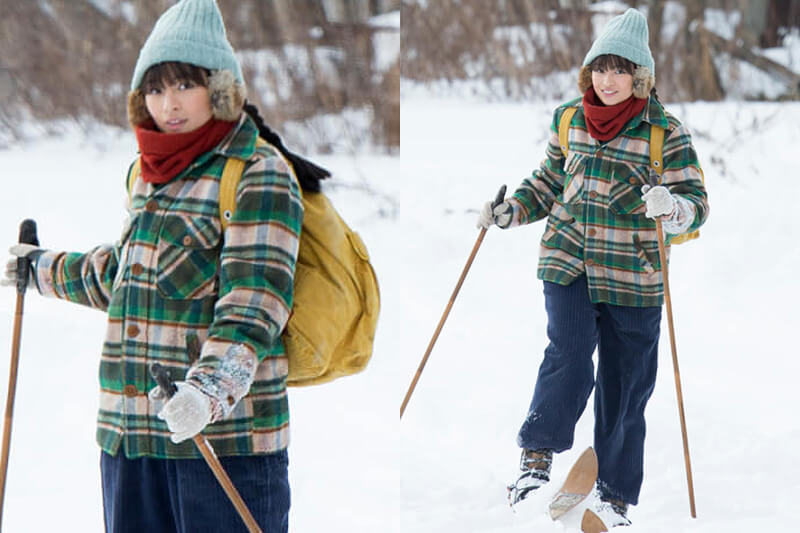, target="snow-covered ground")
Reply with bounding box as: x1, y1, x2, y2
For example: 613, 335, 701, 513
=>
0, 95, 798, 532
